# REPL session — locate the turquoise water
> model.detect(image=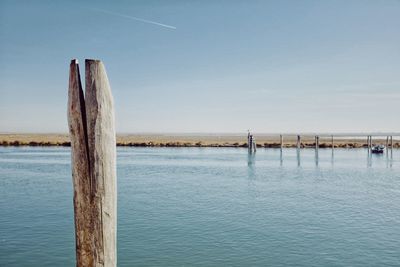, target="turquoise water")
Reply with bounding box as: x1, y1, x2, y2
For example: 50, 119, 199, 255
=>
0, 147, 399, 266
